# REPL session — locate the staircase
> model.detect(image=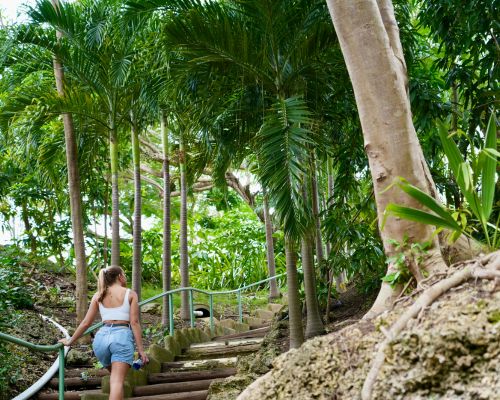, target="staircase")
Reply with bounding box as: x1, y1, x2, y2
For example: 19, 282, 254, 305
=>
37, 304, 283, 400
